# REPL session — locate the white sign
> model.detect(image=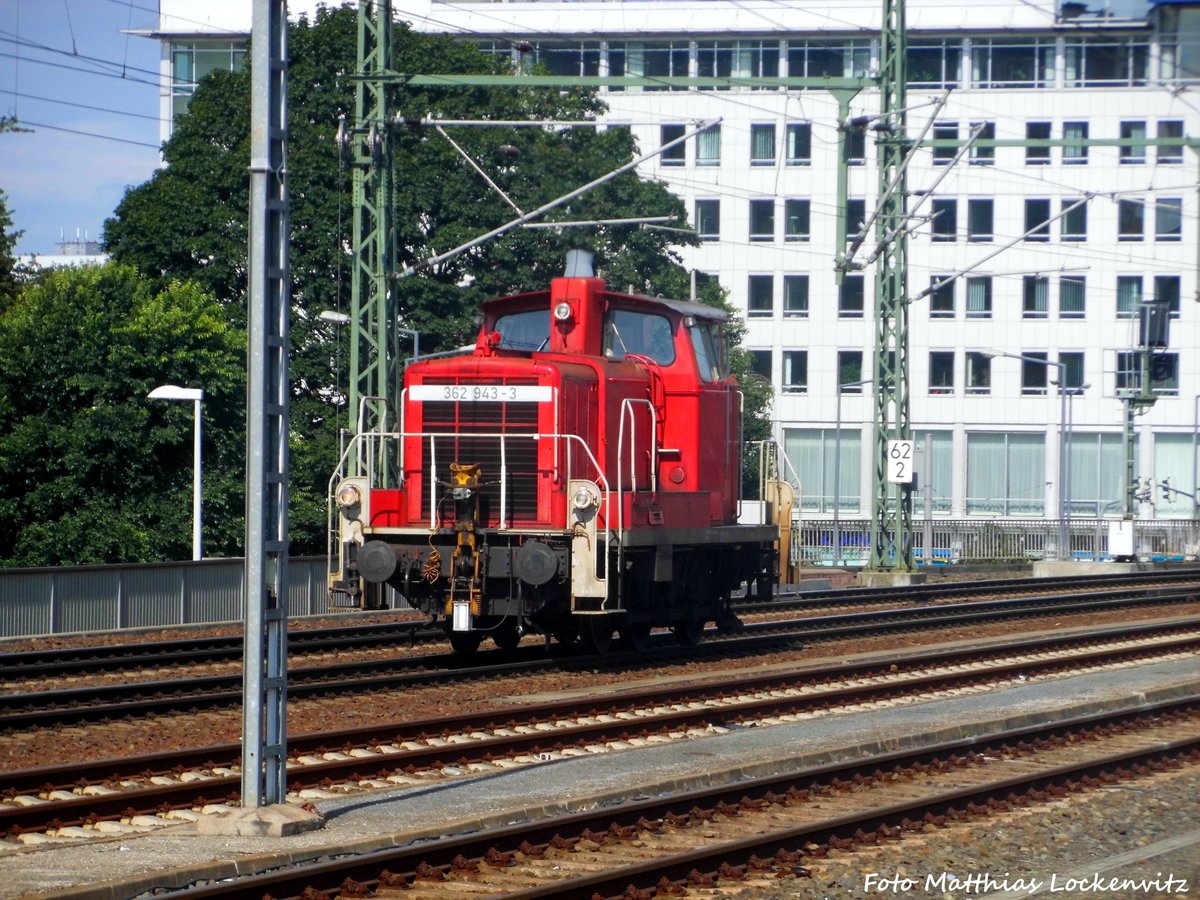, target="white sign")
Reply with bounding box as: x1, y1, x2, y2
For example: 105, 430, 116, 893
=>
409, 384, 552, 403
887, 439, 914, 484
